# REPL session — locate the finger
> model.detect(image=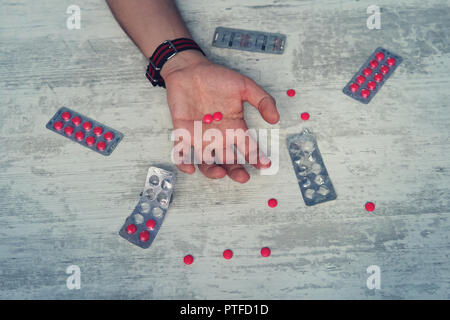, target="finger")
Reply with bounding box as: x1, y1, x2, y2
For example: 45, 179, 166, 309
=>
230, 125, 271, 169
197, 163, 227, 180
243, 77, 280, 124
176, 163, 195, 174
222, 163, 250, 184
173, 140, 195, 174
